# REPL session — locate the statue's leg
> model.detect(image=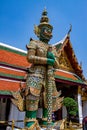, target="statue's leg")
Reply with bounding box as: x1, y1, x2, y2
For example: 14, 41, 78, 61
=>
41, 108, 48, 127
40, 92, 50, 127
25, 110, 37, 127
25, 72, 44, 129
25, 93, 39, 129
